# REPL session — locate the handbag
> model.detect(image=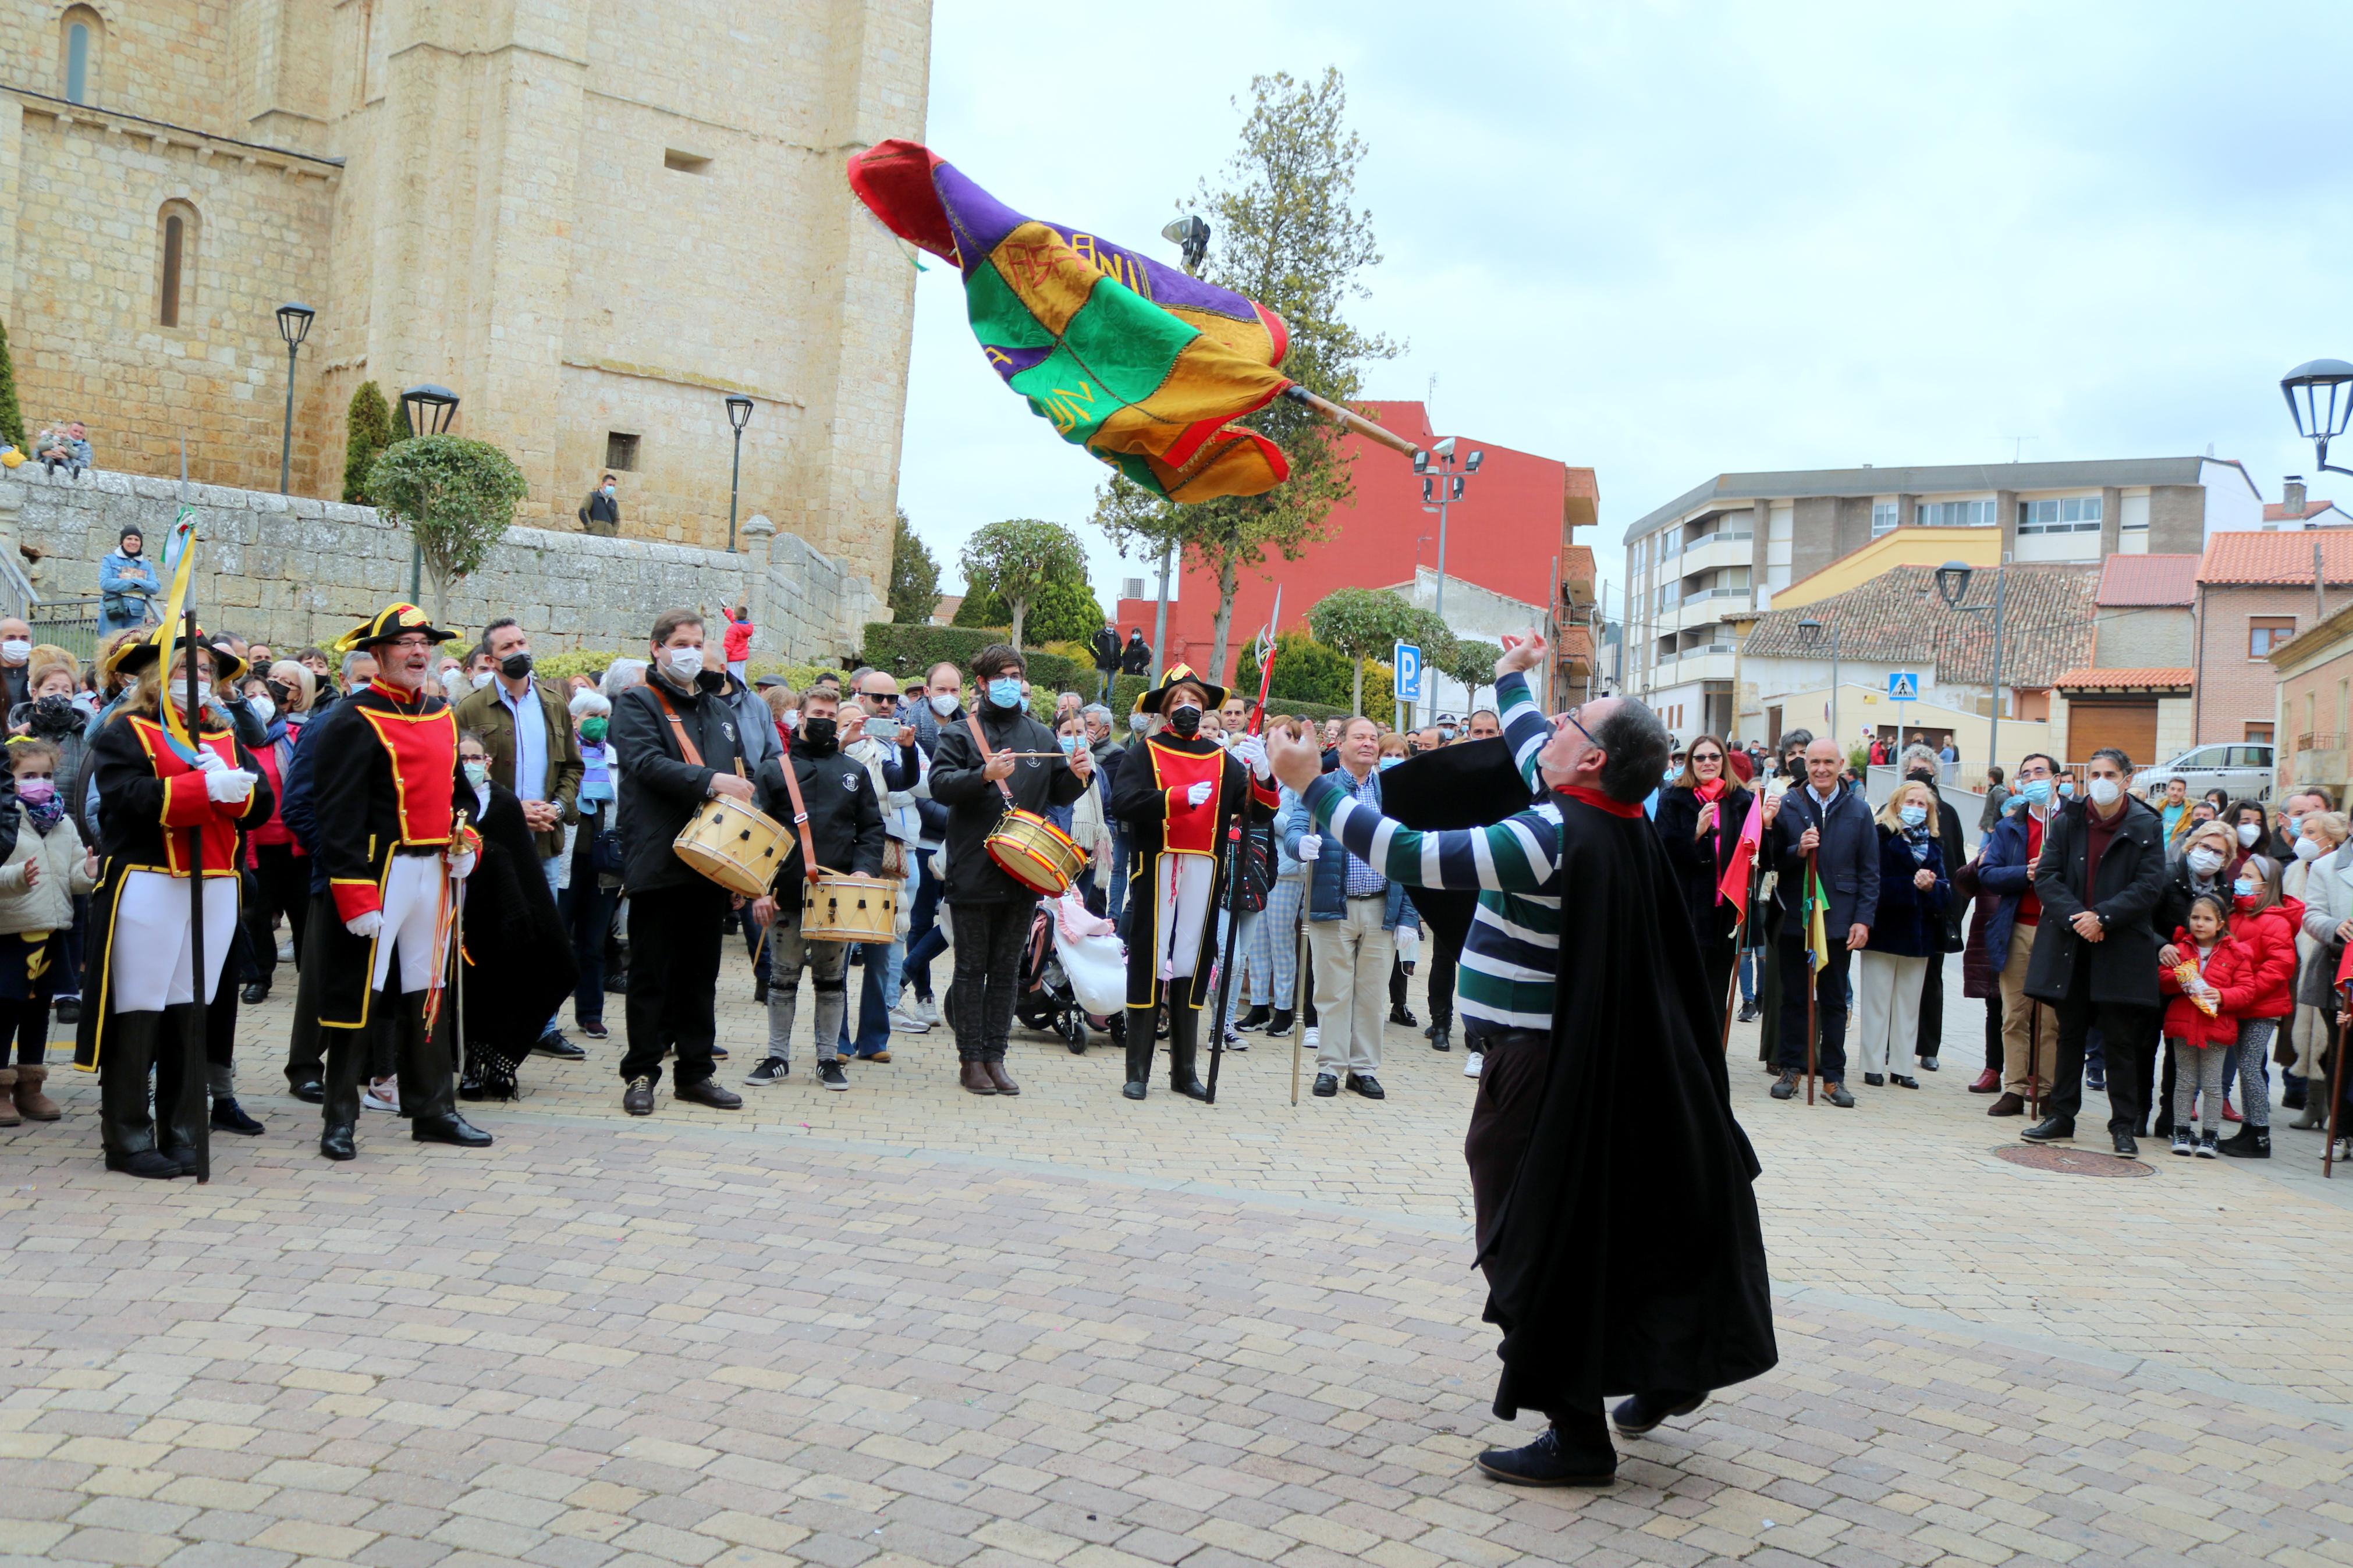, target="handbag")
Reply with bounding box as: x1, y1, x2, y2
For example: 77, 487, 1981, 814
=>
1234, 822, 1273, 913
591, 828, 624, 875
